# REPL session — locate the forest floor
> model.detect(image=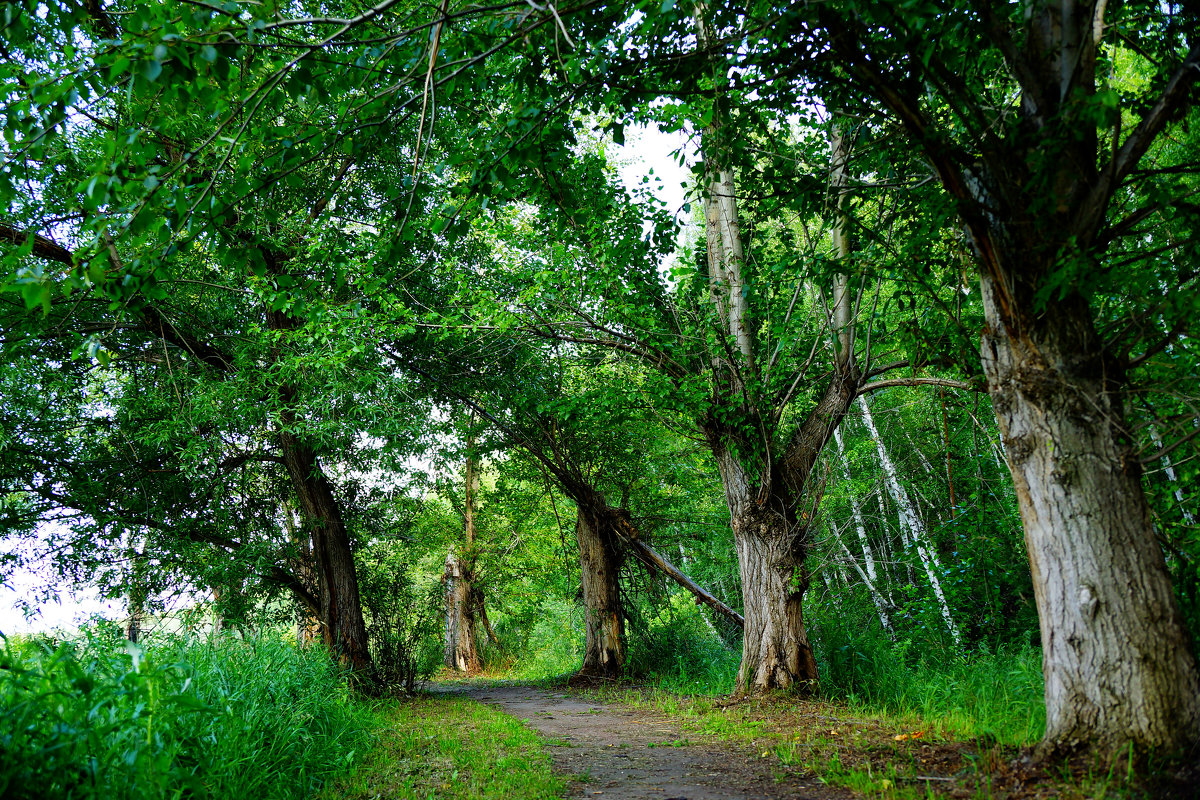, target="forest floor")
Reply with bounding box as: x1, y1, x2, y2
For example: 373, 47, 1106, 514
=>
415, 678, 1200, 800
